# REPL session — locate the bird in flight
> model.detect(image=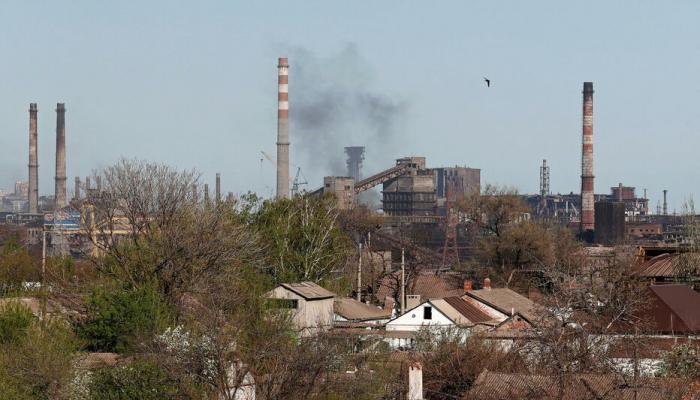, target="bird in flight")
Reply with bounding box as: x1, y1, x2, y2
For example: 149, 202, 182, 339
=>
484, 77, 491, 87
